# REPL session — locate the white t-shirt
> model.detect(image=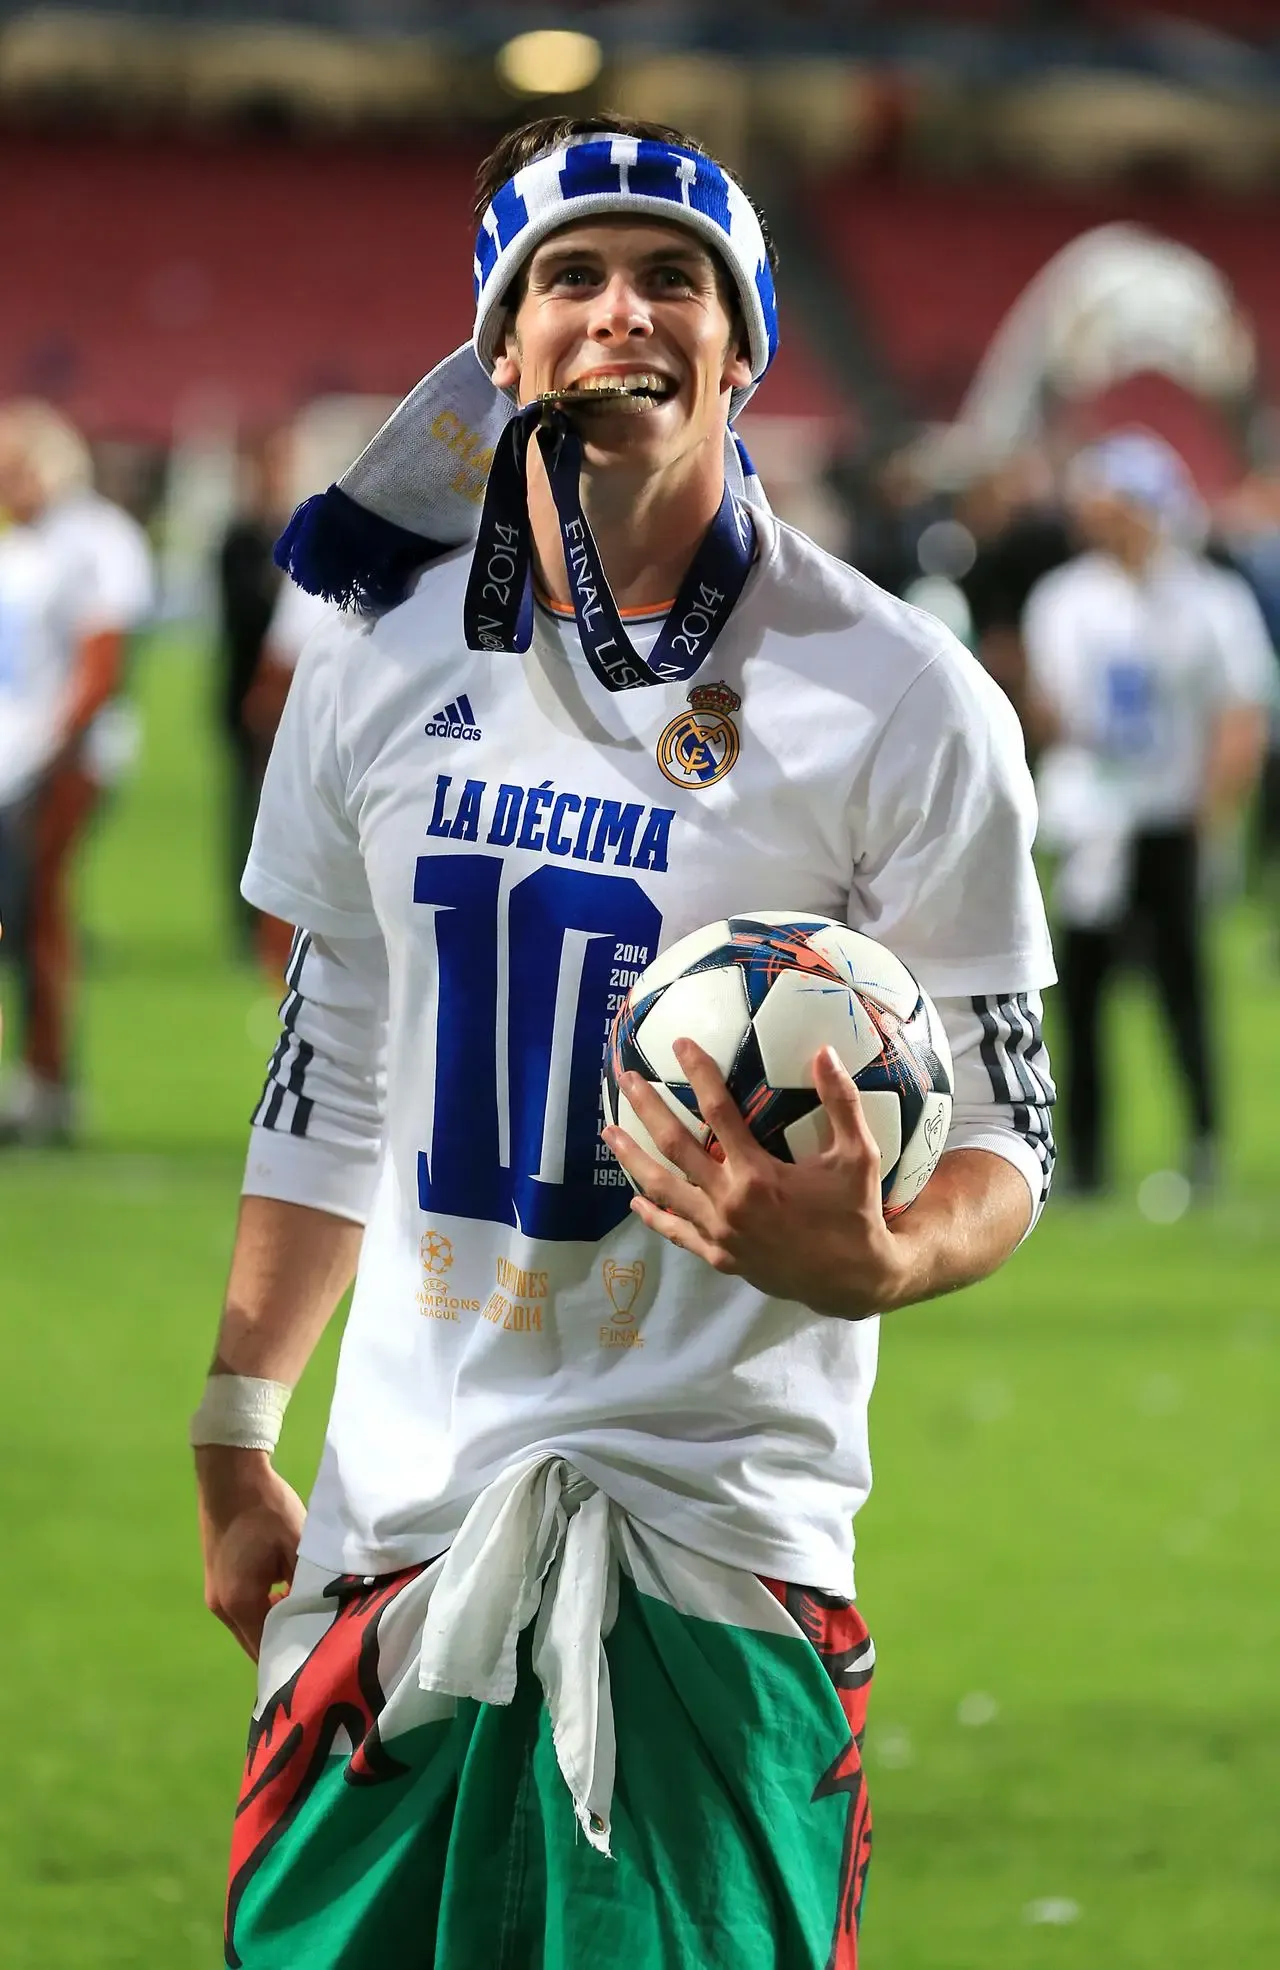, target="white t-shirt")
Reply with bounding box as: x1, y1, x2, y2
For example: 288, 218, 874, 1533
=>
0, 492, 153, 804
1024, 547, 1274, 843
243, 511, 1056, 1594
